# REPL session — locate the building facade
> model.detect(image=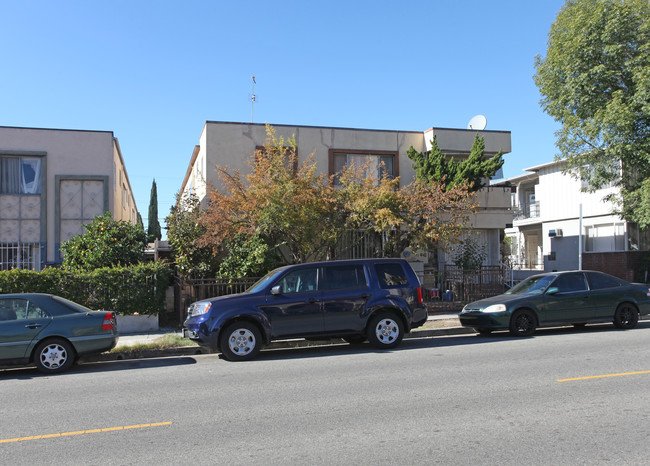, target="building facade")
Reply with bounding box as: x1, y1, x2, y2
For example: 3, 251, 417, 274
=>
0, 126, 138, 270
179, 121, 513, 270
501, 159, 649, 281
